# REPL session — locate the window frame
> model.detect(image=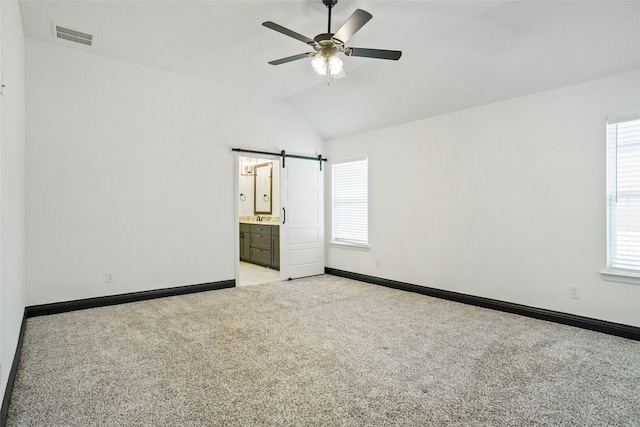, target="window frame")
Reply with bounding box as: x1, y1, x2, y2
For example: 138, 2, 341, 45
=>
330, 156, 369, 250
602, 111, 640, 285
